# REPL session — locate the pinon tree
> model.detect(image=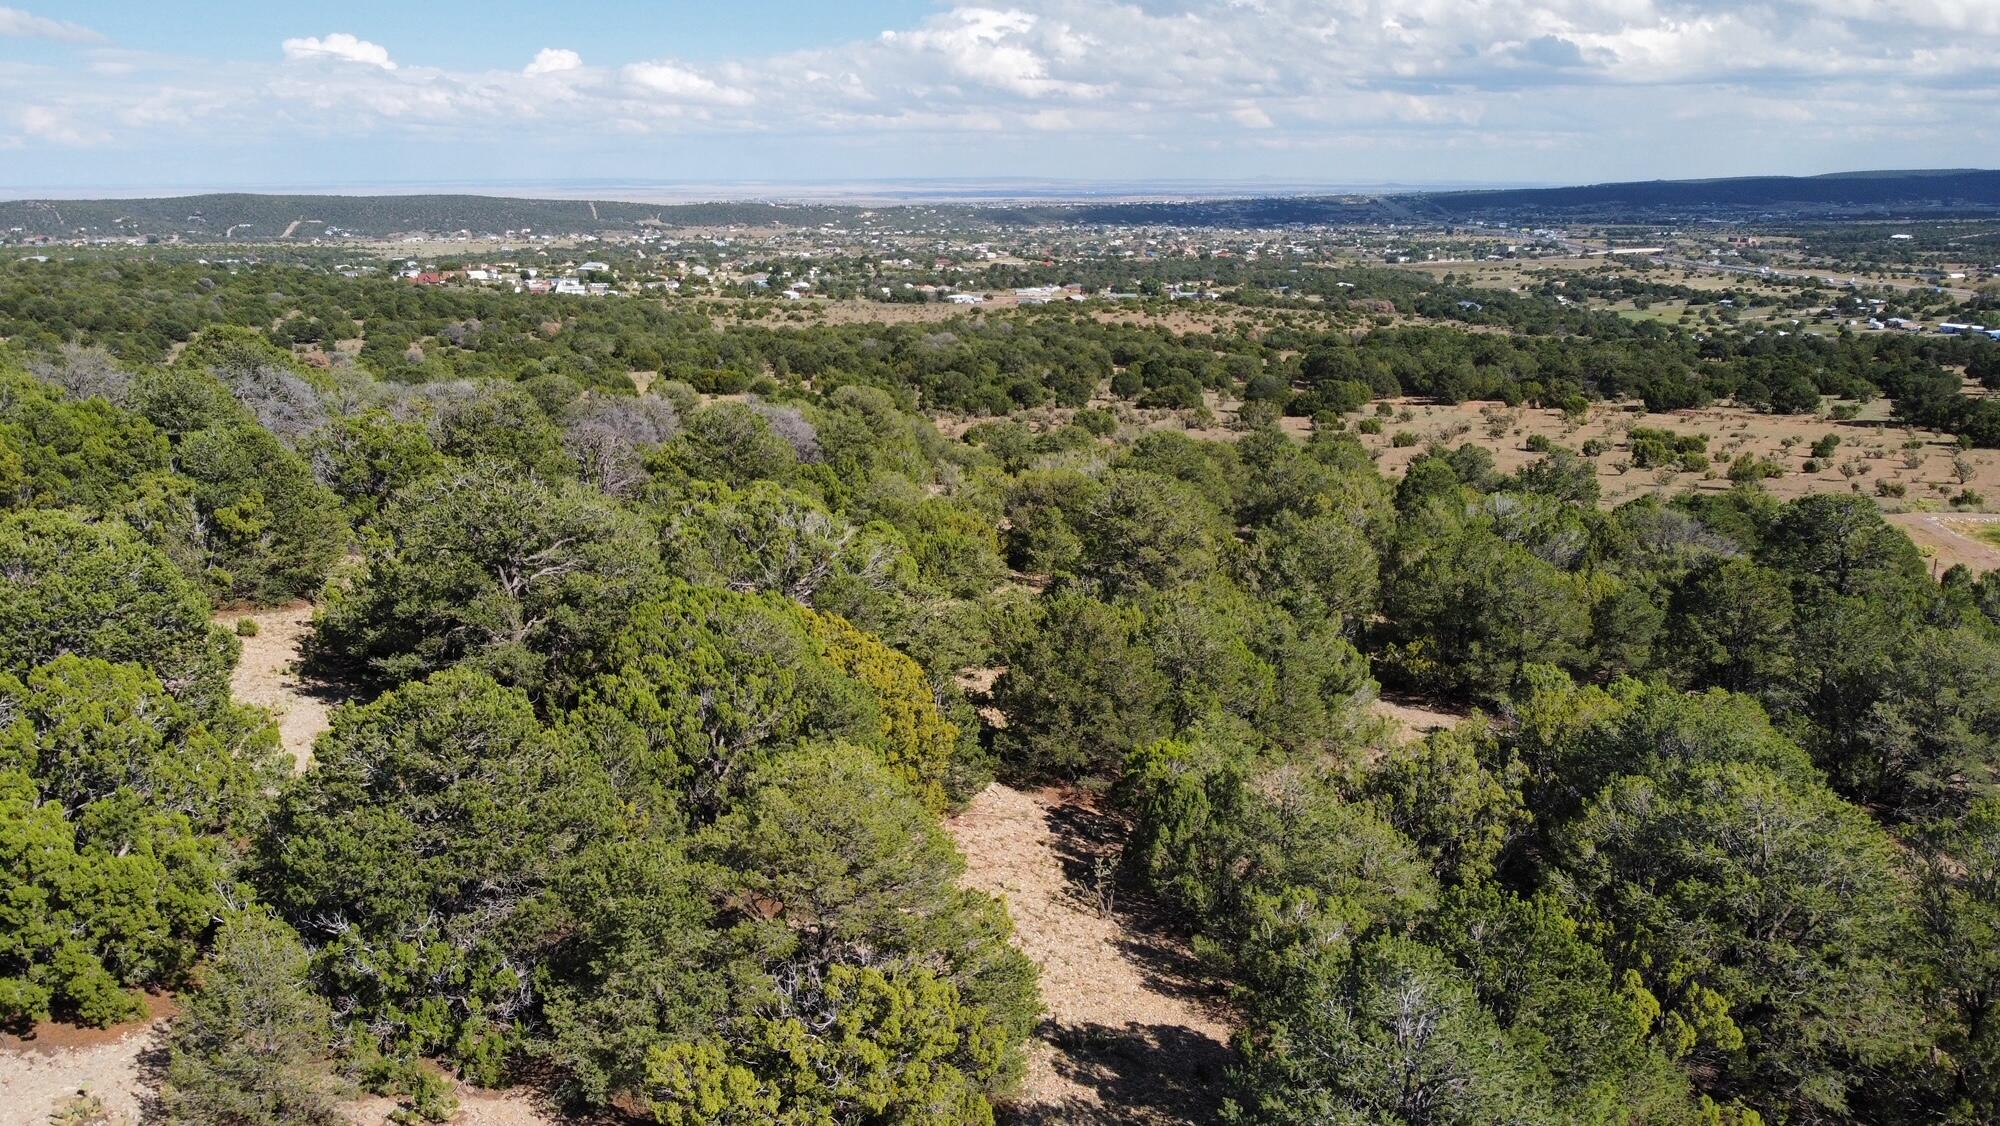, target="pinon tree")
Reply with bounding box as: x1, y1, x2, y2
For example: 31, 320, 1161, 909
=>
159, 911, 346, 1126
308, 462, 667, 696
648, 744, 1038, 1126
0, 656, 277, 1028
0, 509, 236, 710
